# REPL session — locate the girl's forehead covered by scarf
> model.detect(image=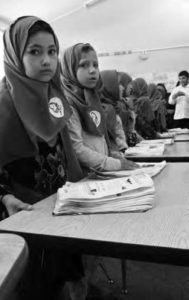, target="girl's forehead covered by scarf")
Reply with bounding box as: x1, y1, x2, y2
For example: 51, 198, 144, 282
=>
131, 78, 148, 98
100, 70, 120, 103
118, 72, 132, 89
3, 16, 59, 74
148, 83, 160, 100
